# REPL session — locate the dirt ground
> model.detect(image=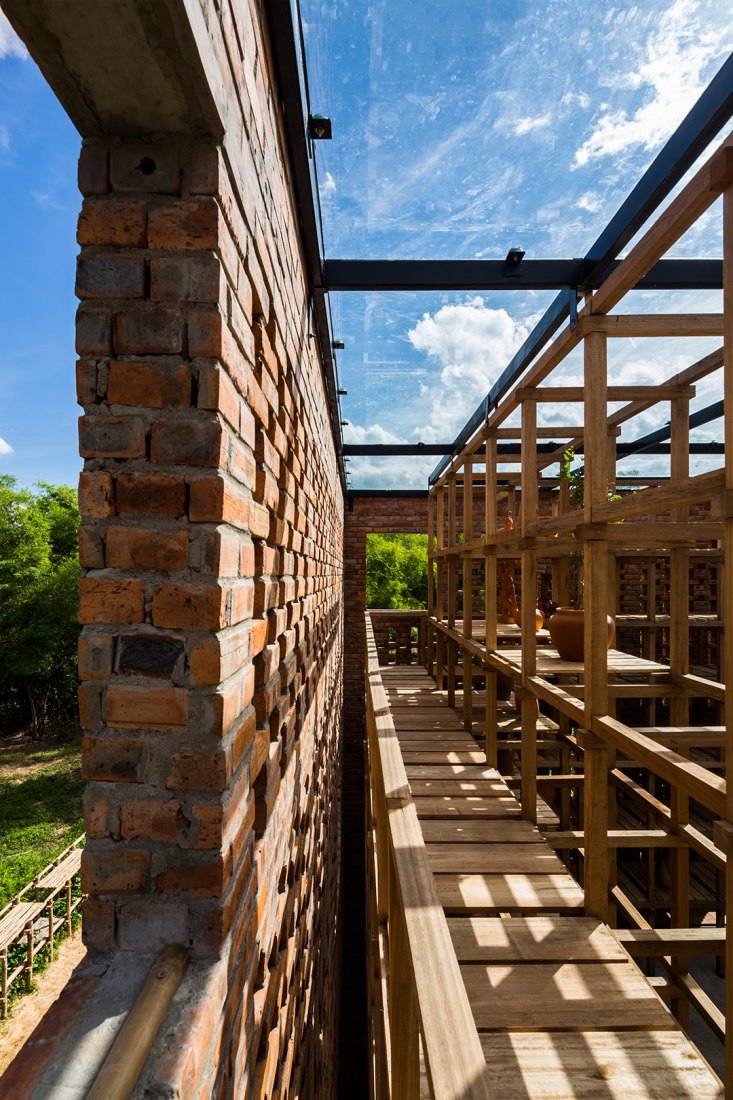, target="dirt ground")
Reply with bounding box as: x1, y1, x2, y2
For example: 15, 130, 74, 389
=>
0, 933, 87, 1077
